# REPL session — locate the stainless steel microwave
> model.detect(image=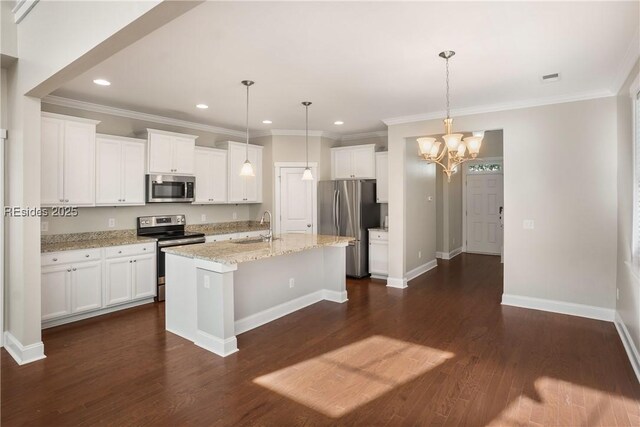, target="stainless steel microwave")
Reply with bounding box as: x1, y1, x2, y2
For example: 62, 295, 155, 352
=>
146, 174, 195, 203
